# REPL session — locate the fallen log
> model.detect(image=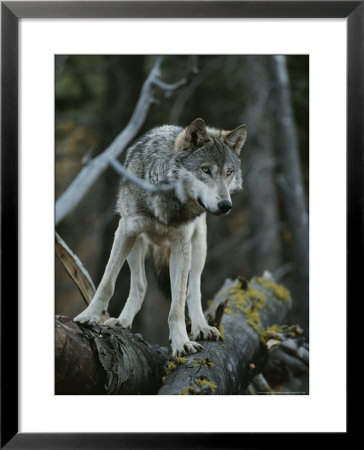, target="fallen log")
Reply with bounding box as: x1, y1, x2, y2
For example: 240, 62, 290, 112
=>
158, 274, 292, 395
55, 315, 168, 395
